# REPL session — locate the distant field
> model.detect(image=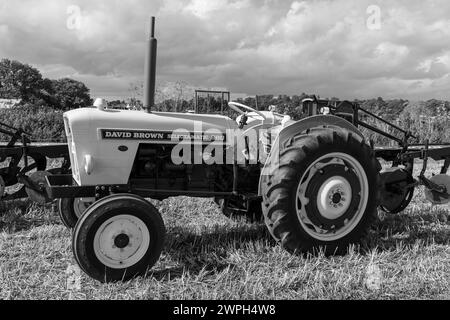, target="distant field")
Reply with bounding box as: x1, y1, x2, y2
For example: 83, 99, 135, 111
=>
0, 160, 449, 300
